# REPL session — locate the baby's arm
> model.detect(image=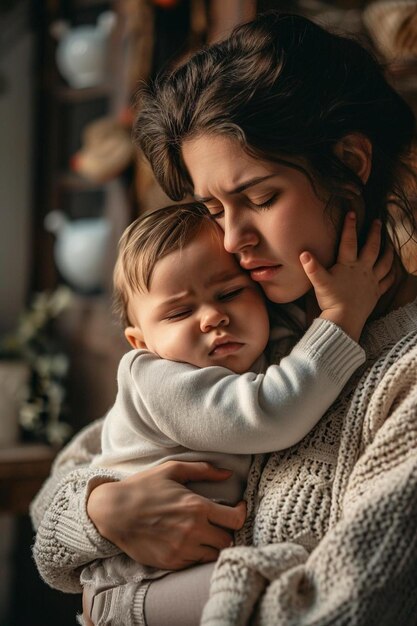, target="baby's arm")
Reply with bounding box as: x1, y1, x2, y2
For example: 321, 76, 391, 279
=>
107, 320, 363, 457
300, 213, 394, 342
102, 215, 393, 460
